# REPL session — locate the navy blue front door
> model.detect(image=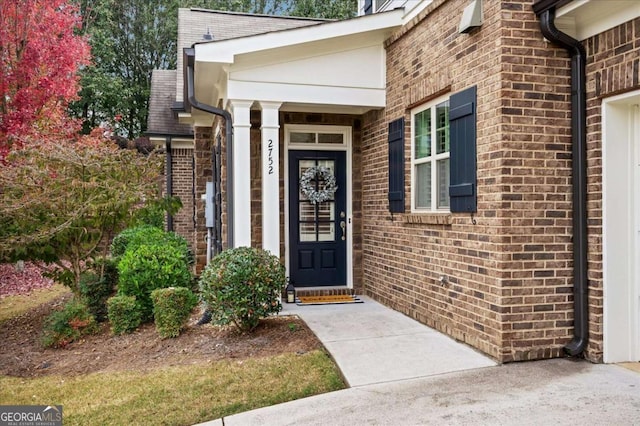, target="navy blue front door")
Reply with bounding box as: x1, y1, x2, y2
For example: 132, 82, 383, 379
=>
289, 151, 347, 287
